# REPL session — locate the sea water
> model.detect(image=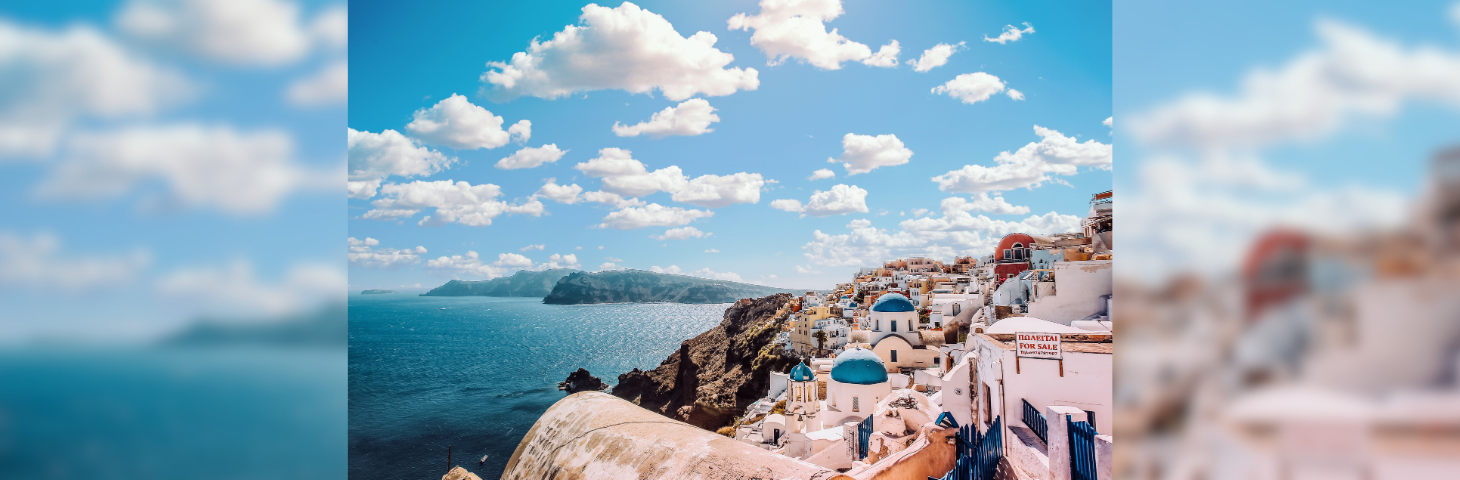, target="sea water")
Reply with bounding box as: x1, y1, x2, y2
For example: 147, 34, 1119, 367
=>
0, 346, 346, 480
347, 295, 726, 480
